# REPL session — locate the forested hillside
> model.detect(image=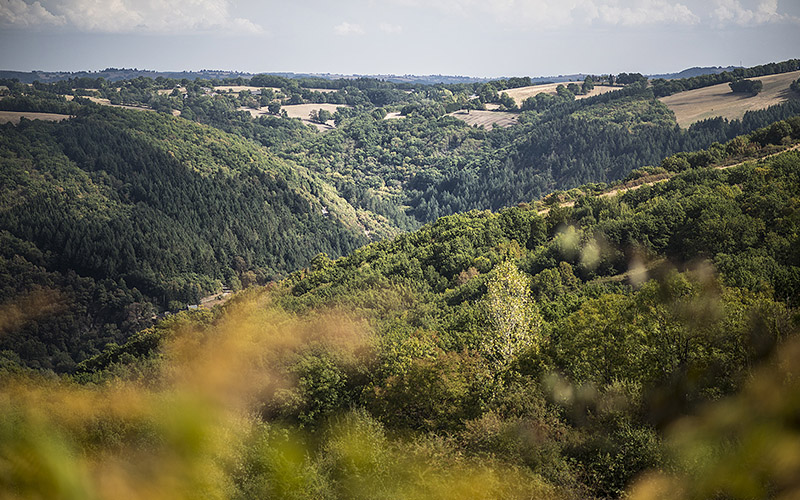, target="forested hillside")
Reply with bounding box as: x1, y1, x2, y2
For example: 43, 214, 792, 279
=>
4, 59, 800, 235
0, 107, 366, 370
6, 122, 798, 499
267, 72, 800, 228
1, 58, 799, 373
